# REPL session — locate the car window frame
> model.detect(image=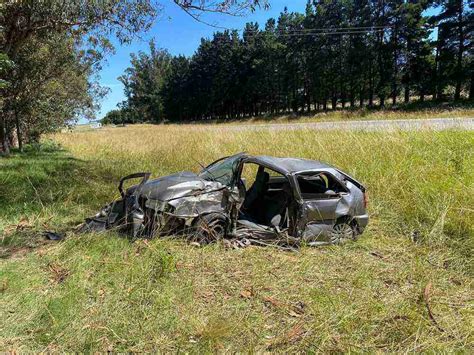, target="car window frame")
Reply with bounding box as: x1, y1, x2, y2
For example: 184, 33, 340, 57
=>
236, 158, 299, 197
199, 153, 245, 186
